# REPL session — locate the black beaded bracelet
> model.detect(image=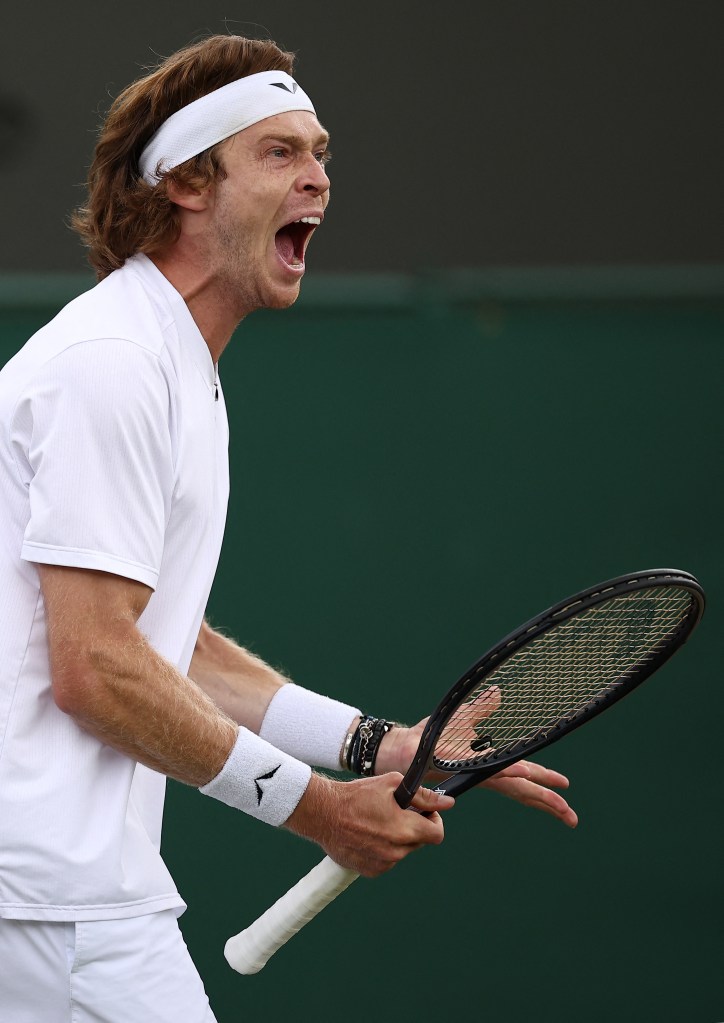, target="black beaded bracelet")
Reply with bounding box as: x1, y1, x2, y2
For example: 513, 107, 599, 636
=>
346, 715, 395, 776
